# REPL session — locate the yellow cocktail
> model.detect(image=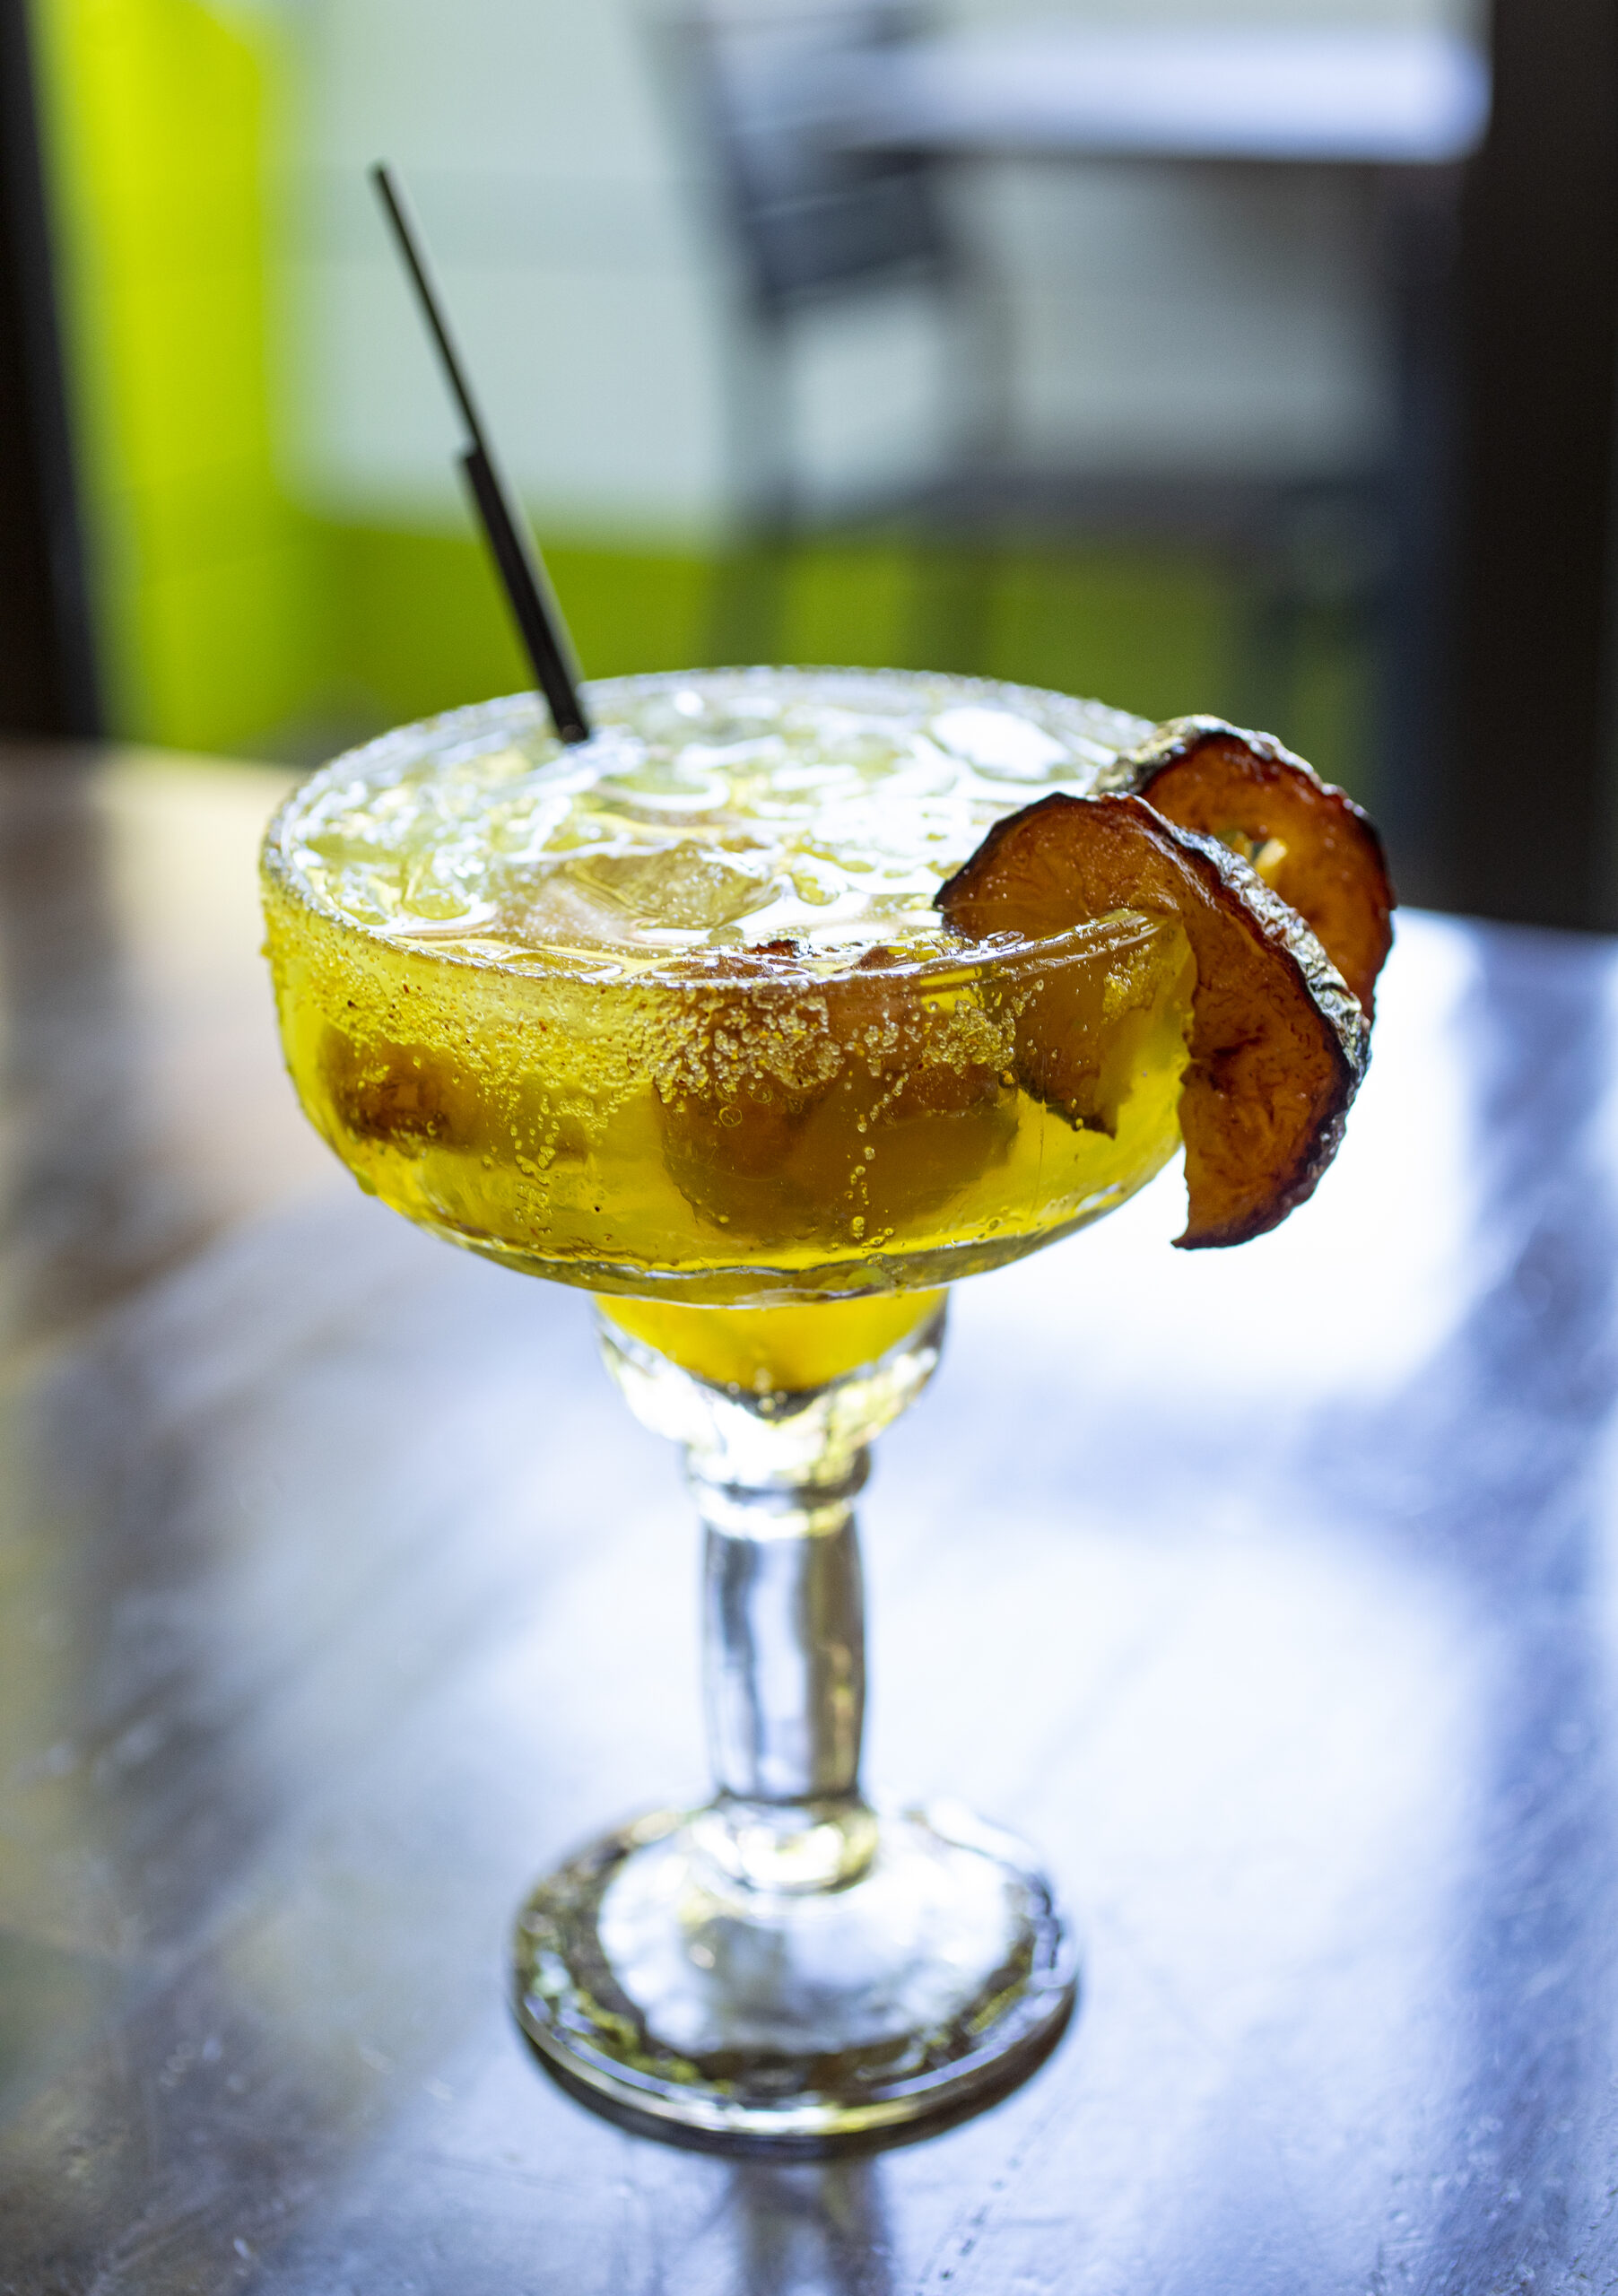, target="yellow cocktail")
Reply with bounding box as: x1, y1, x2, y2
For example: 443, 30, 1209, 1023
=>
264, 667, 1192, 1384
